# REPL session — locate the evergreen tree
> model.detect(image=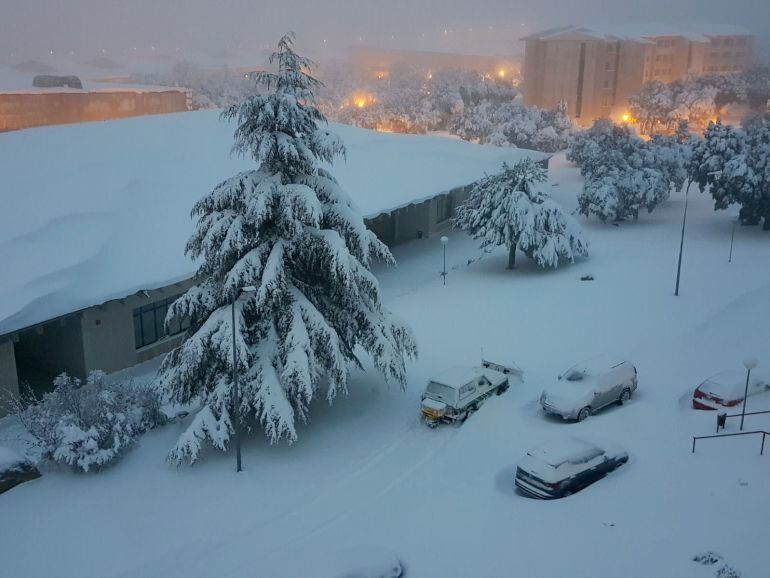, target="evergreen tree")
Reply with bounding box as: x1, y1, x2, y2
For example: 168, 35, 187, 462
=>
570, 120, 672, 222
158, 33, 417, 464
455, 158, 588, 269
689, 121, 749, 218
